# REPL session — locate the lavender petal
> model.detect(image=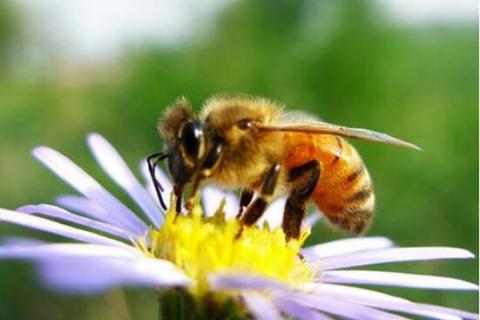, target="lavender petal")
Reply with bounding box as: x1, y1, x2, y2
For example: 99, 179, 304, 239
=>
0, 242, 192, 293
322, 270, 479, 290
302, 237, 394, 260
241, 291, 282, 320
0, 237, 45, 247
0, 208, 134, 251
39, 255, 192, 293
0, 242, 137, 259
391, 301, 479, 320
18, 204, 132, 241
209, 273, 290, 292
308, 283, 410, 304
315, 247, 474, 271
33, 146, 147, 235
56, 195, 111, 222
288, 293, 410, 320
312, 284, 474, 320
88, 133, 163, 227
275, 296, 332, 320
